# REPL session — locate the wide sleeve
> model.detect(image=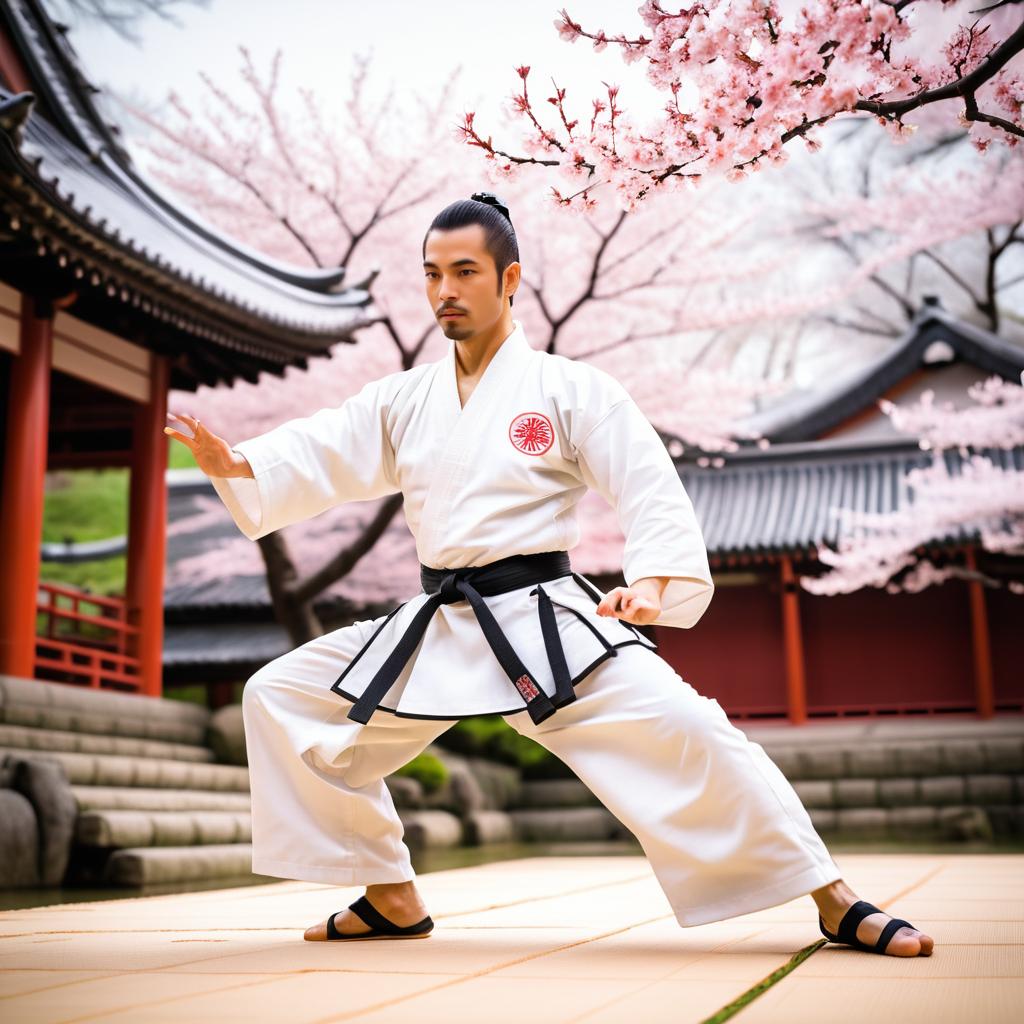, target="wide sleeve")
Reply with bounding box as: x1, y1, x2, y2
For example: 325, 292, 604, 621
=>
574, 397, 714, 629
208, 376, 399, 541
